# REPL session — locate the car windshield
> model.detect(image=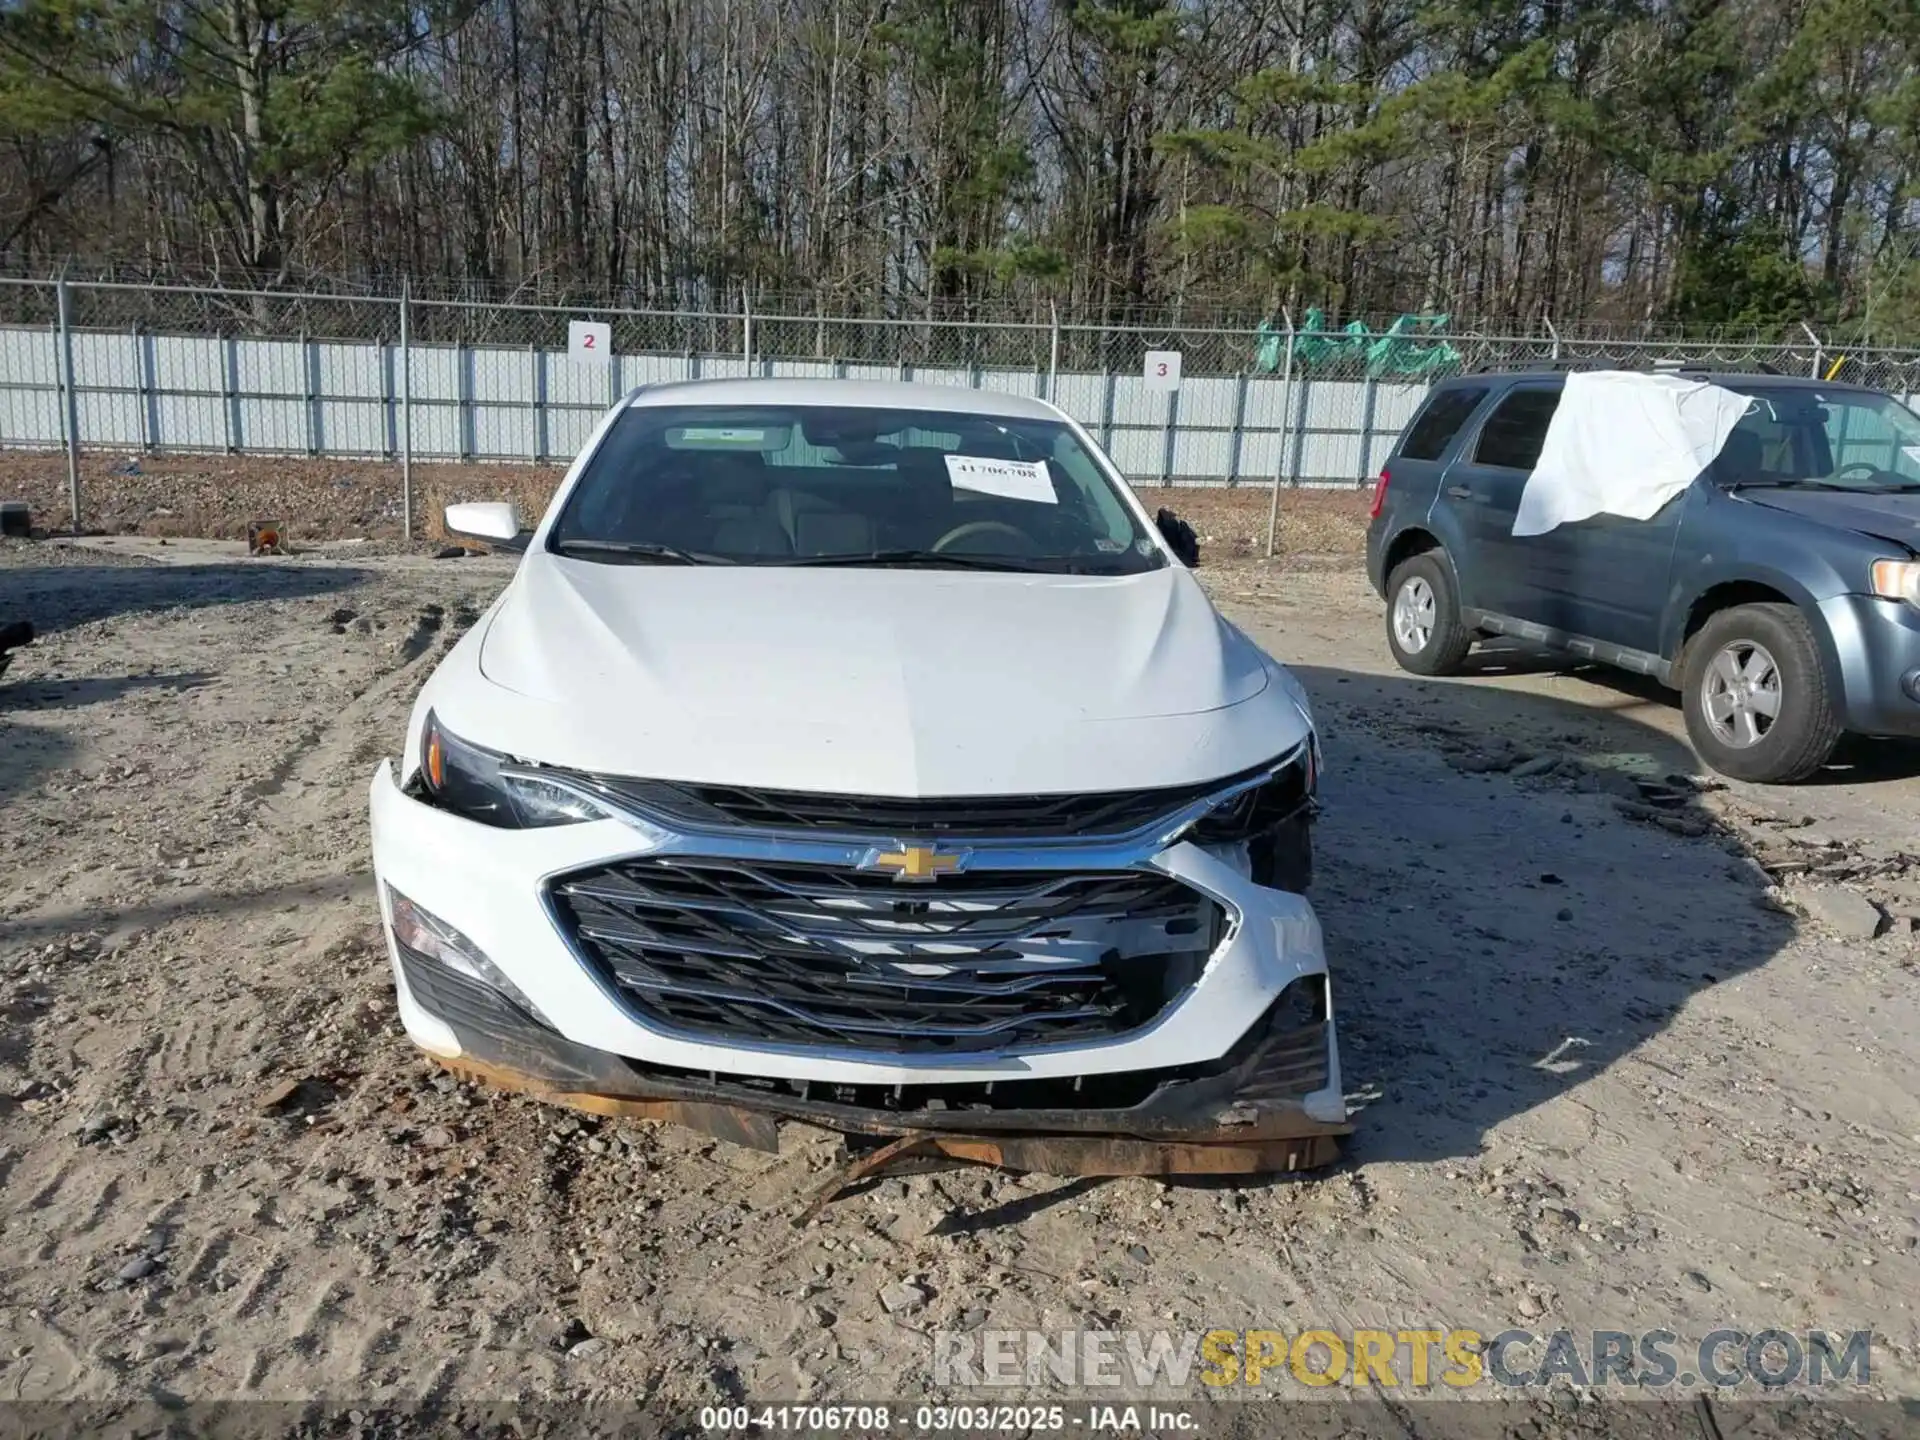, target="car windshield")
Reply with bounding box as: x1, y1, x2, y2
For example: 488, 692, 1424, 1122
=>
1715, 387, 1920, 492
548, 403, 1161, 573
